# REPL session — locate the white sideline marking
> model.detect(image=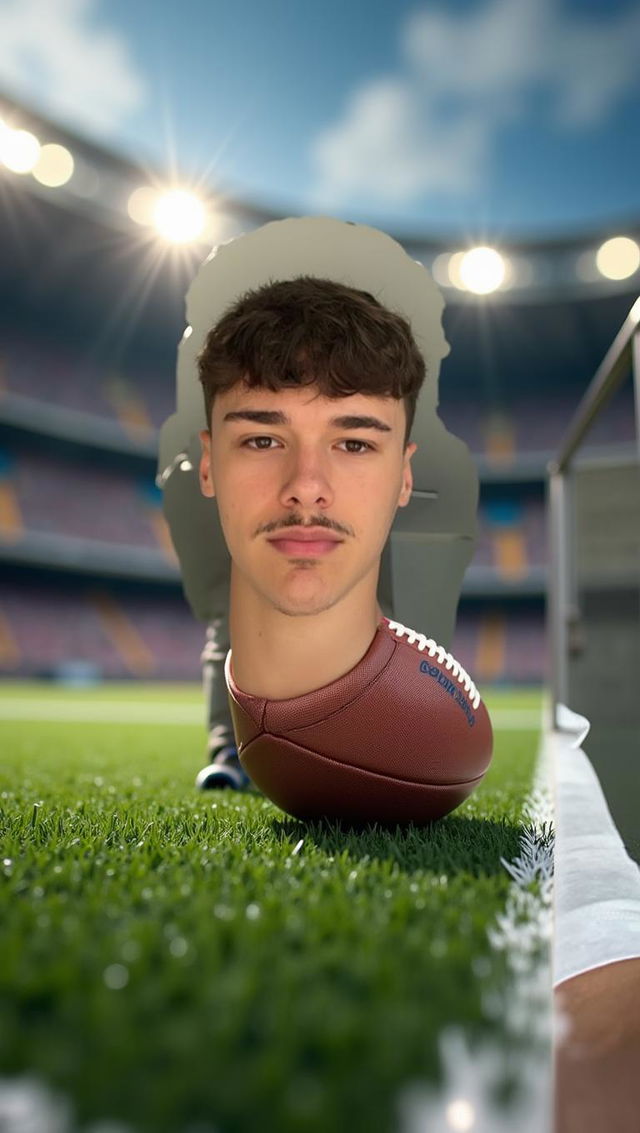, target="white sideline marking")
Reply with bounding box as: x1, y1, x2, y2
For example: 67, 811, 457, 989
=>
0, 699, 204, 725
396, 698, 554, 1132
0, 699, 540, 728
